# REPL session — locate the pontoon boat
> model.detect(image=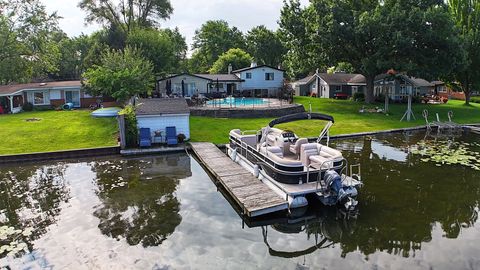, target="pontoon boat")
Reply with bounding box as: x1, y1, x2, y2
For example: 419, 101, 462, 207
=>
227, 112, 362, 211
